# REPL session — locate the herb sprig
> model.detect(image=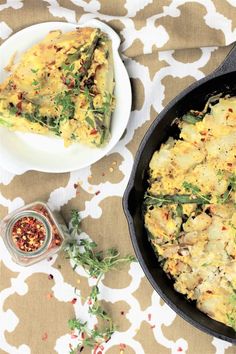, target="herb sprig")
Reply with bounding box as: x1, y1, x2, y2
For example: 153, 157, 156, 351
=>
217, 173, 236, 204
65, 210, 135, 353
